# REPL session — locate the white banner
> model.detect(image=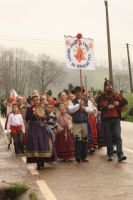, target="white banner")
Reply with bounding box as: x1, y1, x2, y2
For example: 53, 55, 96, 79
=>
64, 35, 95, 70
